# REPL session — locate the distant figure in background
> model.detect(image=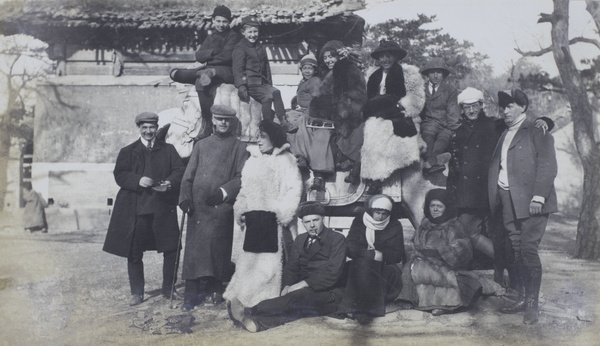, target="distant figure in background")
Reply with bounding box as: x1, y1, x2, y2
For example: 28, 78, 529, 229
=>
103, 112, 185, 307
22, 182, 48, 233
